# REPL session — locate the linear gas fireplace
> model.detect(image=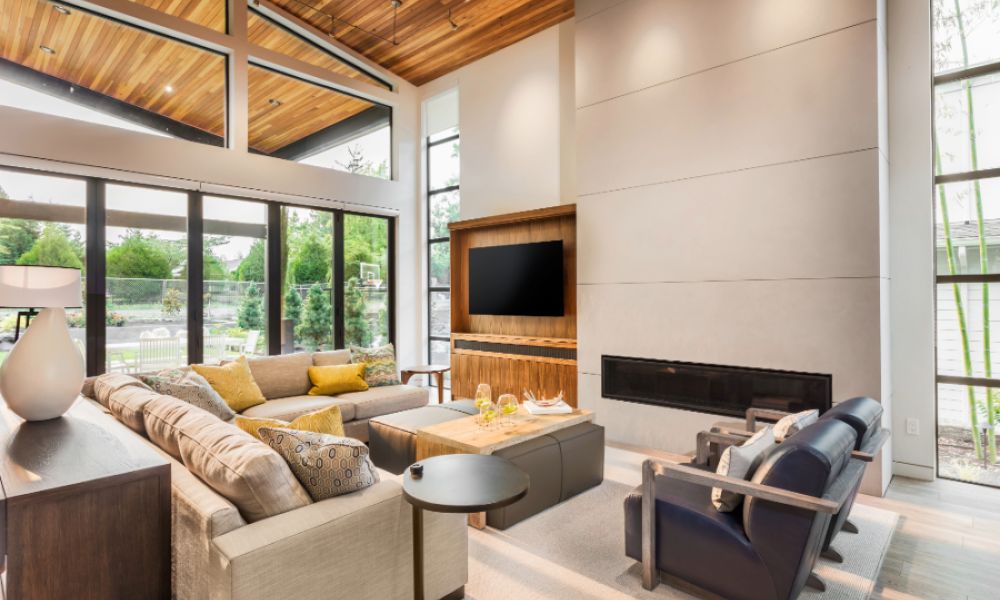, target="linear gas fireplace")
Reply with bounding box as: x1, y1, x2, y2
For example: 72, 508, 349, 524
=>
601, 356, 831, 418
